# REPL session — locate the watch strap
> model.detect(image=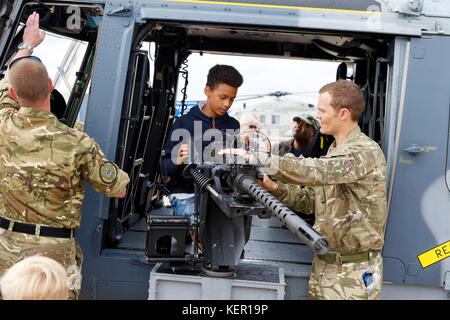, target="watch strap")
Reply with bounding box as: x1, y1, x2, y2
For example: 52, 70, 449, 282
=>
18, 42, 33, 53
